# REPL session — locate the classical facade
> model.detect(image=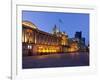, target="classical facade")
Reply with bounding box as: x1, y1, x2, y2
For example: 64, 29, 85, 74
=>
22, 21, 68, 56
